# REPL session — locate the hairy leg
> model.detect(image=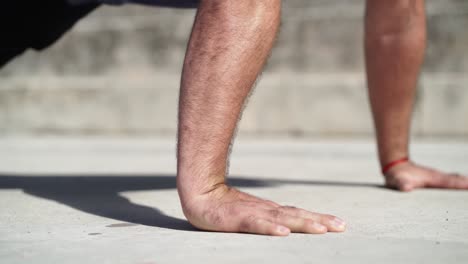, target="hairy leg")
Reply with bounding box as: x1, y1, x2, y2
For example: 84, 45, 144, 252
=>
176, 0, 346, 235
365, 0, 468, 191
